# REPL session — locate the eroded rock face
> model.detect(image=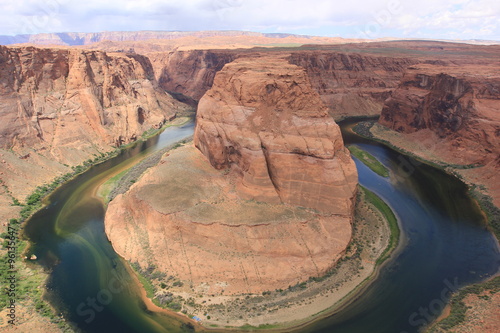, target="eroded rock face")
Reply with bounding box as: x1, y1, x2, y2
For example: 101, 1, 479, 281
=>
105, 146, 353, 295
105, 55, 358, 295
382, 72, 469, 134
0, 45, 187, 201
194, 56, 358, 215
0, 46, 183, 156
151, 50, 236, 101
288, 52, 415, 118
379, 65, 500, 205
